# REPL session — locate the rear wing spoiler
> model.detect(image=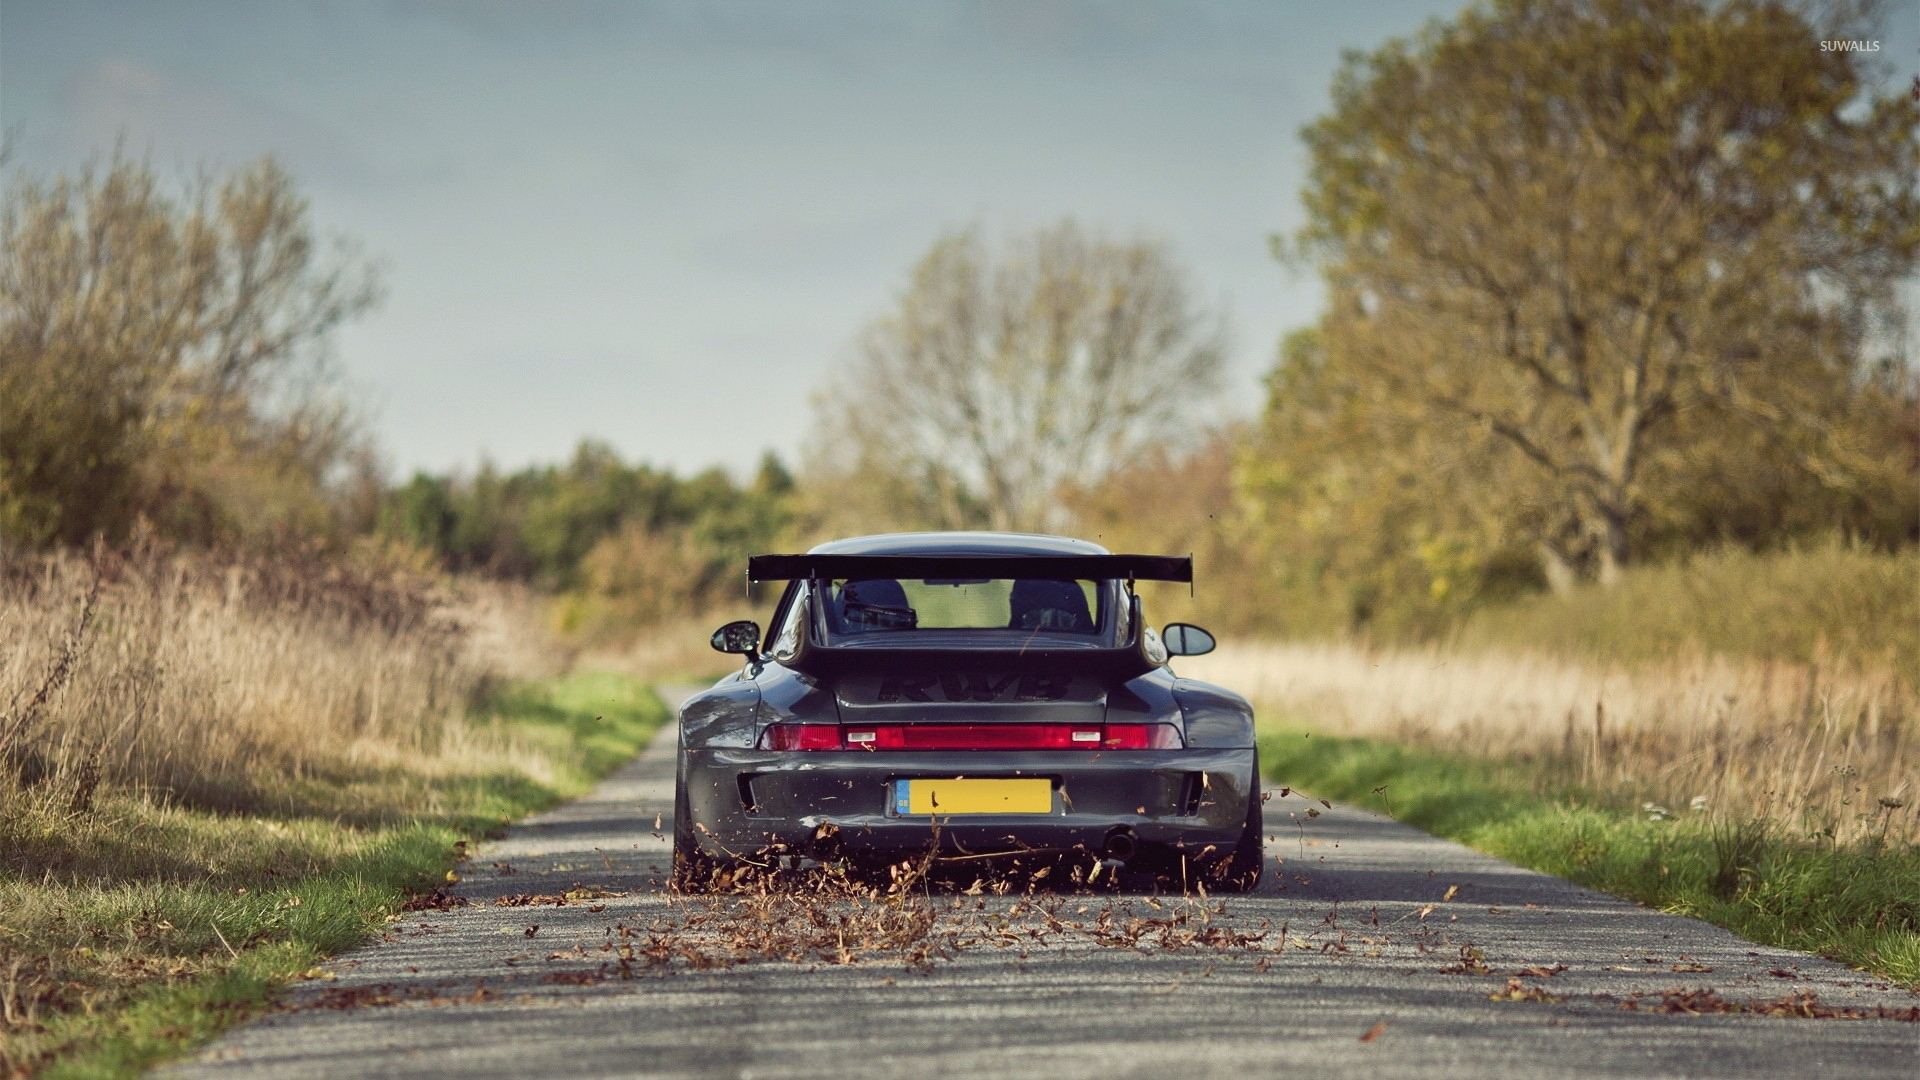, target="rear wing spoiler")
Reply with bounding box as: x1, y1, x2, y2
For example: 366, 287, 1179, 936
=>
743, 551, 1193, 680
745, 553, 1192, 585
